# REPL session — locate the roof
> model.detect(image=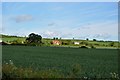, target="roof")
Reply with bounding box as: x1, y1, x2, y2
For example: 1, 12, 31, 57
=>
52, 40, 61, 45
52, 40, 60, 42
